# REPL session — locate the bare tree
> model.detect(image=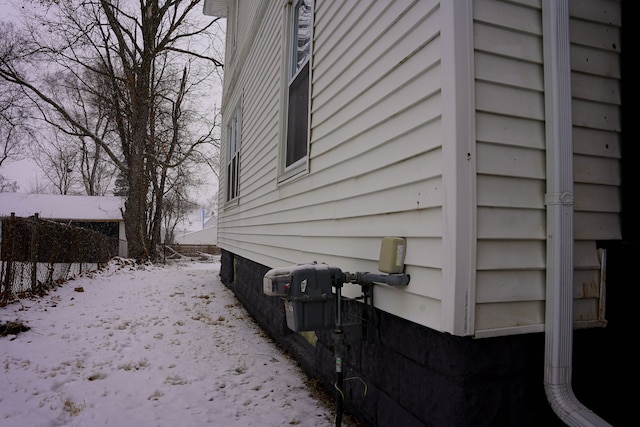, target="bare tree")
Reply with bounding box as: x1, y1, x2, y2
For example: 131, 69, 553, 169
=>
0, 1, 223, 261
161, 173, 201, 244
31, 127, 83, 195
60, 67, 118, 196
0, 88, 26, 168
0, 22, 31, 191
